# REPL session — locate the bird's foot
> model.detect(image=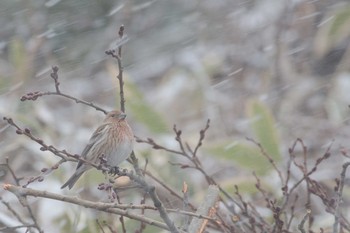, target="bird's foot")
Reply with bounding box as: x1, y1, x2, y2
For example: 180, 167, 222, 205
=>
108, 166, 120, 175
